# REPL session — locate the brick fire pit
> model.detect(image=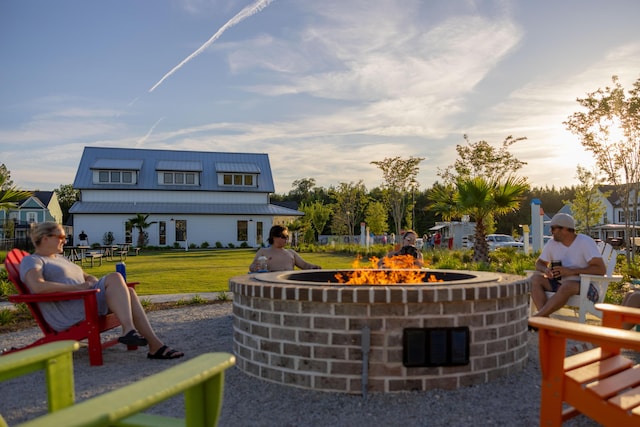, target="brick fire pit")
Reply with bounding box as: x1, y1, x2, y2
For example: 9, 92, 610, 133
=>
229, 269, 529, 394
